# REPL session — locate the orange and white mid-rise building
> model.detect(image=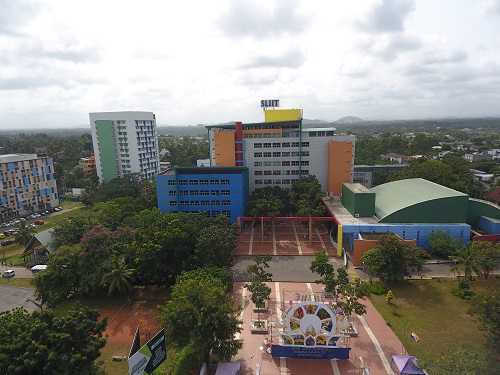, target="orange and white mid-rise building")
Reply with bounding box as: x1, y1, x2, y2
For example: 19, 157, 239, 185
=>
79, 155, 96, 176
206, 108, 354, 196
